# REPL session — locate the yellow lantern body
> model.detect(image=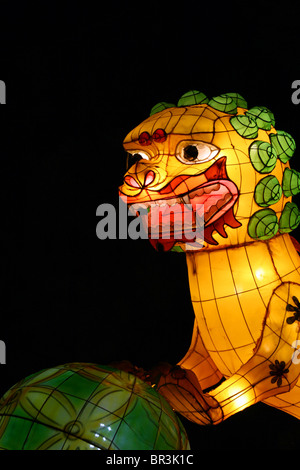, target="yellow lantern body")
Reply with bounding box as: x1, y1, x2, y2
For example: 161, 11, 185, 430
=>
119, 92, 300, 424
